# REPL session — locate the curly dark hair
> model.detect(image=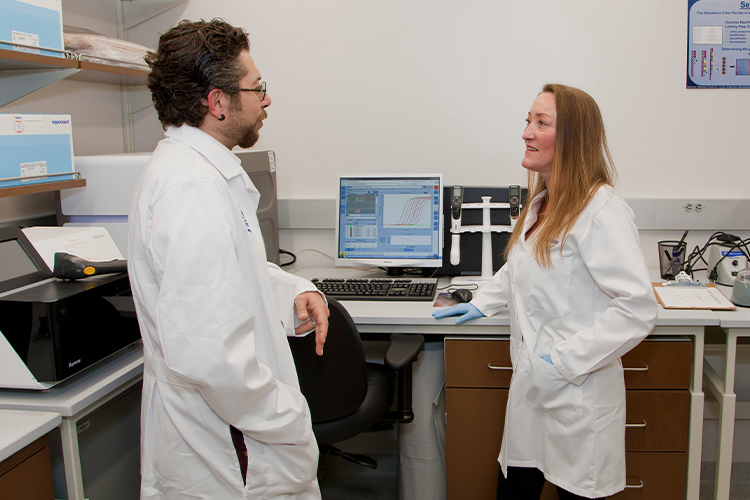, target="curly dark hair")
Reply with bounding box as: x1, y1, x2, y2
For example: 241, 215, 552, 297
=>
145, 19, 250, 128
